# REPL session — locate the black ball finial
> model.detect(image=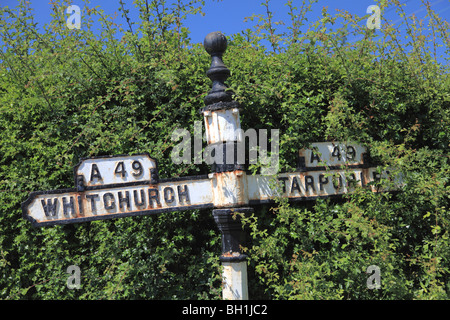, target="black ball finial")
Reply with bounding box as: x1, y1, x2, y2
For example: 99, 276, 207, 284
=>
203, 32, 233, 106
204, 31, 227, 56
